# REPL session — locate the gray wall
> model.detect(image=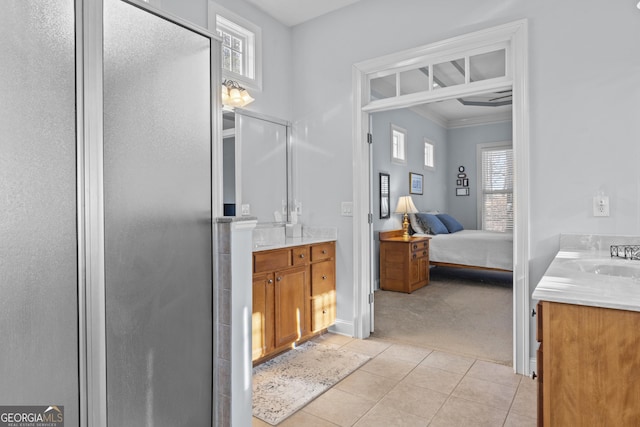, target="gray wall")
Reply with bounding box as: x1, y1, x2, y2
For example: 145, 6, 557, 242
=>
447, 121, 513, 229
